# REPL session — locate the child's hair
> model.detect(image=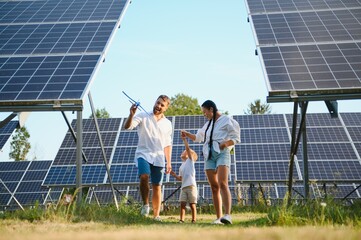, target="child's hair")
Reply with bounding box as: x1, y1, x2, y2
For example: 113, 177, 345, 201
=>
190, 149, 198, 161
182, 149, 198, 161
